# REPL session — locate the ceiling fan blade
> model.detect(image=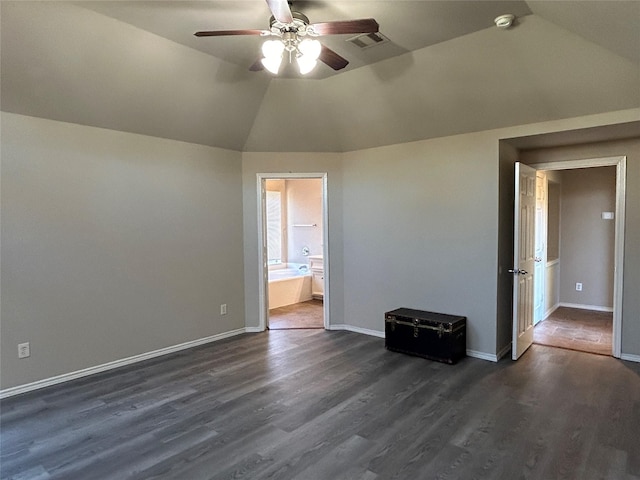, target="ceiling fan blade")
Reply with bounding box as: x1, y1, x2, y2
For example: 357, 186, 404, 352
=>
265, 0, 293, 24
319, 45, 348, 71
194, 29, 267, 37
249, 58, 265, 72
310, 18, 379, 36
